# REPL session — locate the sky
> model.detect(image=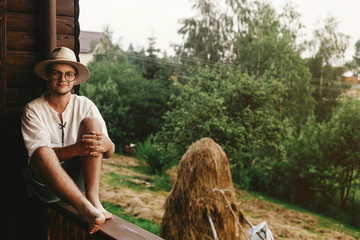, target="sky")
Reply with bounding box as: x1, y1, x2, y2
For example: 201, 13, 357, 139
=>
79, 0, 360, 61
